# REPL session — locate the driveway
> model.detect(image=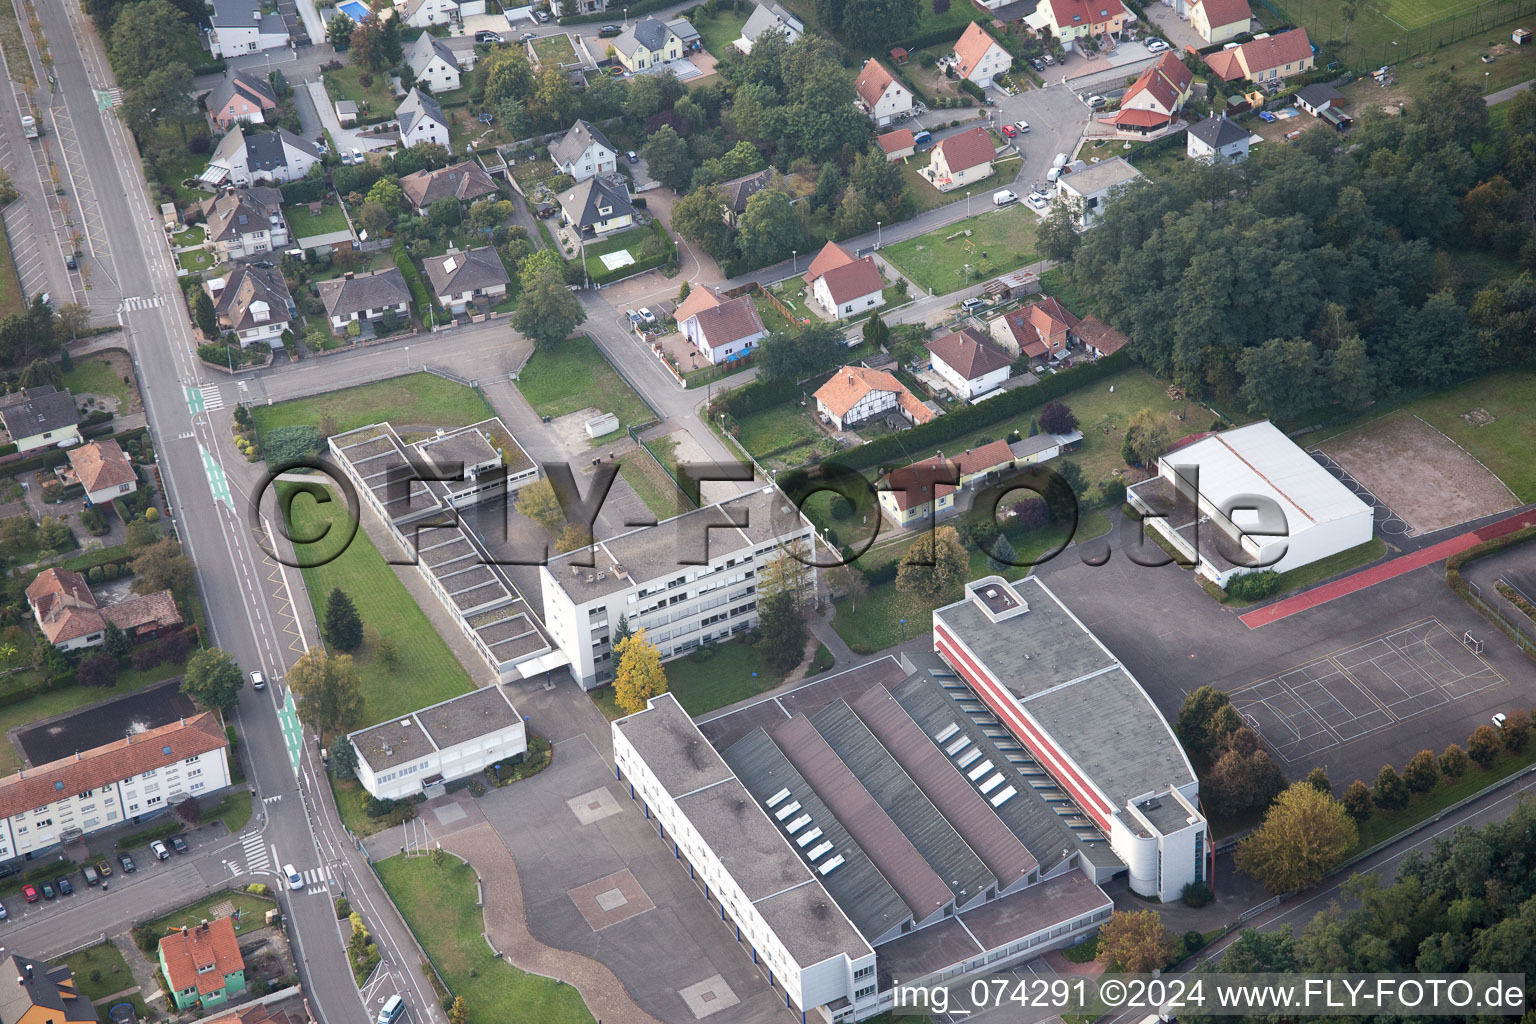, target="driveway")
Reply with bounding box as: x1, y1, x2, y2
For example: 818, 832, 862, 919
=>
304, 80, 394, 154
